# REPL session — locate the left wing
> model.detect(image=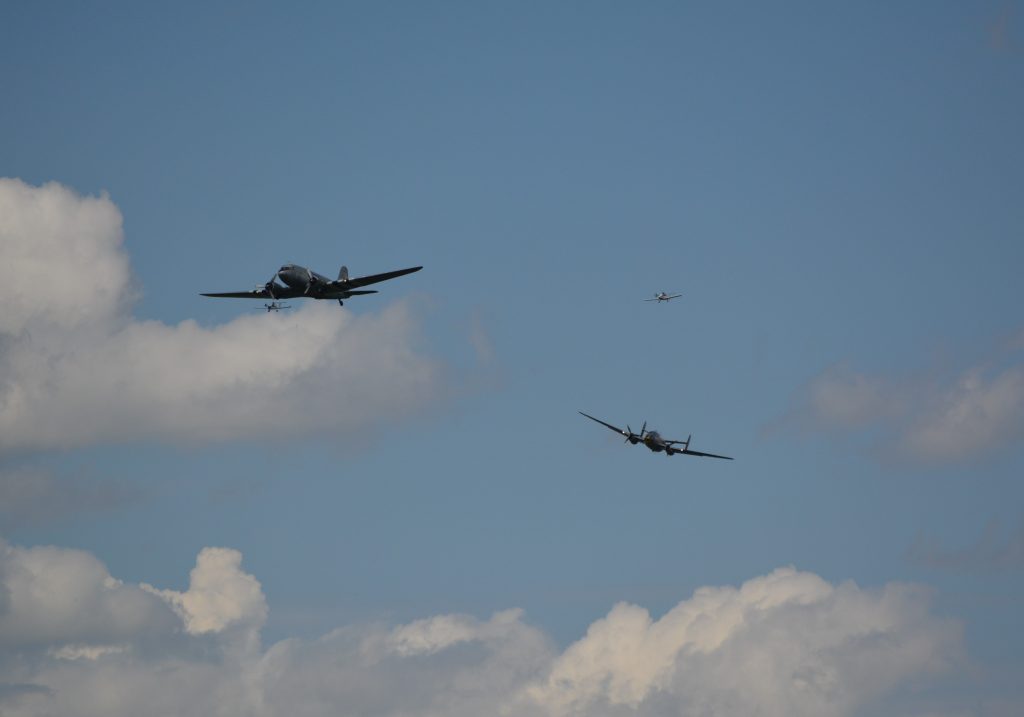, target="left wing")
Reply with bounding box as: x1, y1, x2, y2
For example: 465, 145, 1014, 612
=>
201, 289, 270, 299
